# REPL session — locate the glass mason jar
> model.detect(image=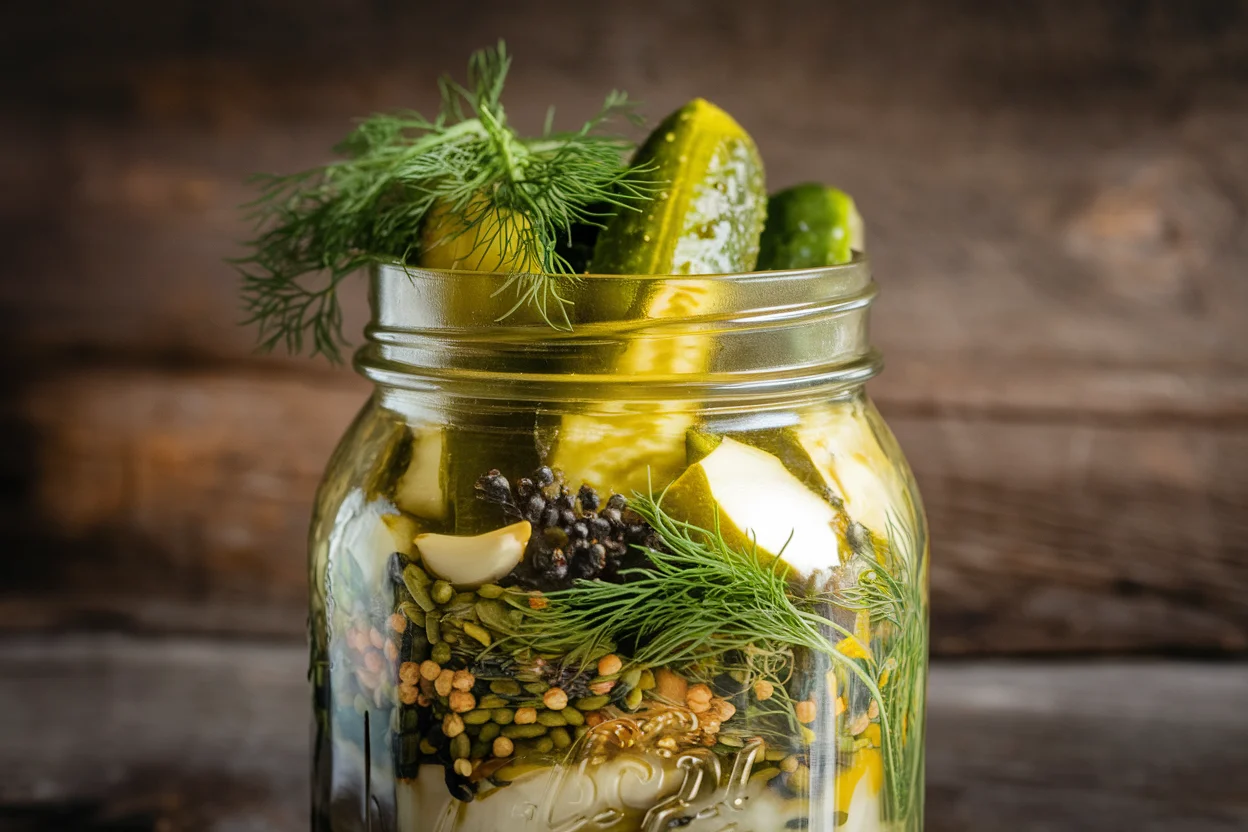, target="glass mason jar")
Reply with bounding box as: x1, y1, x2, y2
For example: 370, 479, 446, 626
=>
309, 260, 928, 832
